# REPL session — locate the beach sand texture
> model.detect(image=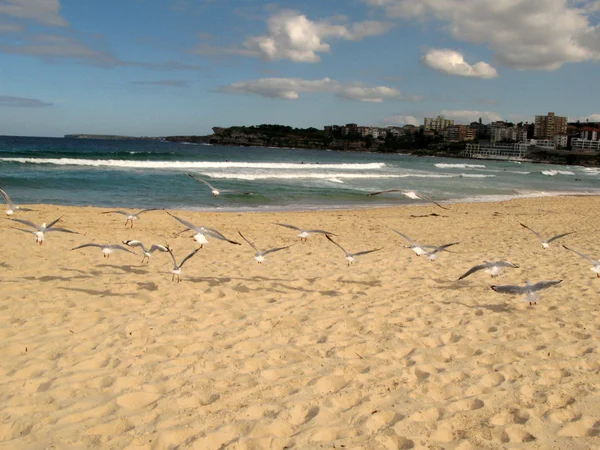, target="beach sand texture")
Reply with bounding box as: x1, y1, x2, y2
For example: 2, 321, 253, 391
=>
1, 196, 599, 449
